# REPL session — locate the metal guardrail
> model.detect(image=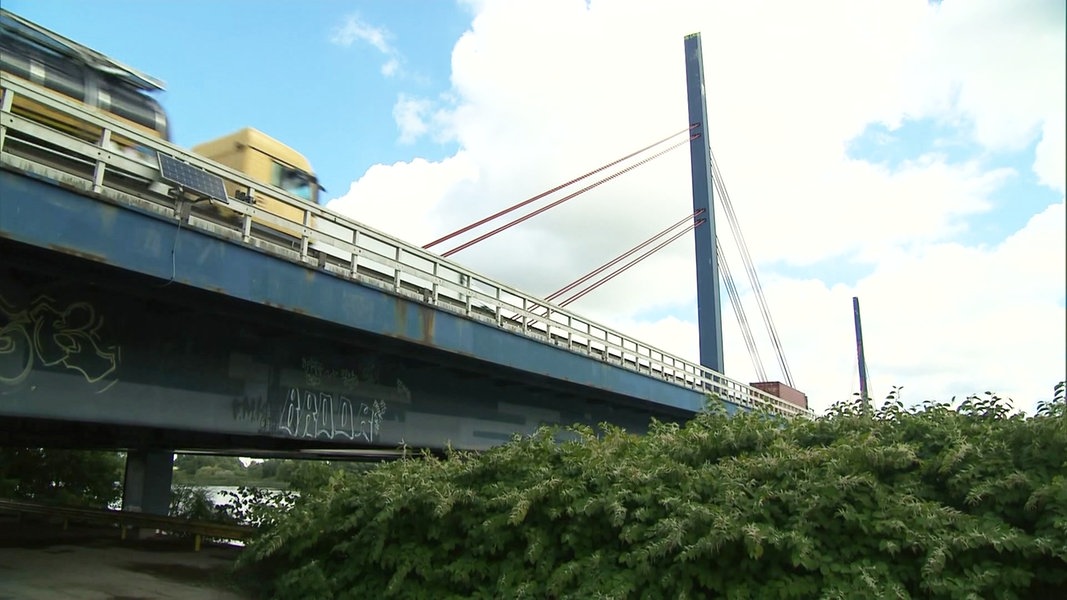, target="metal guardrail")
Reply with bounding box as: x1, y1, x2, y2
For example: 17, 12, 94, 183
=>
0, 498, 255, 551
0, 73, 812, 418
